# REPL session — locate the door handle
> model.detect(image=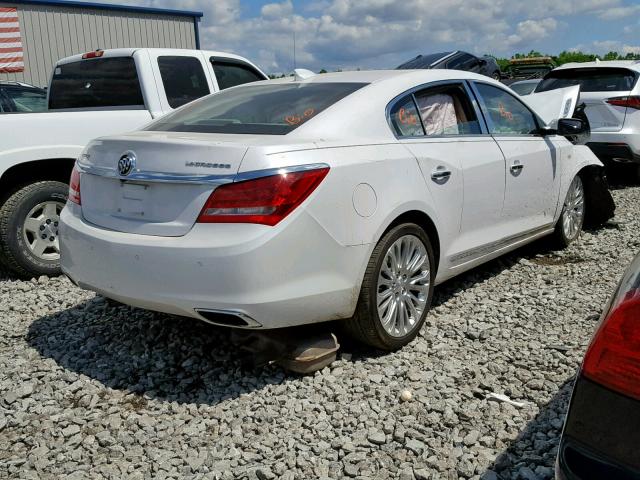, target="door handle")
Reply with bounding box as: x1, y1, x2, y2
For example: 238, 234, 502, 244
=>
431, 167, 452, 182
510, 161, 524, 175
